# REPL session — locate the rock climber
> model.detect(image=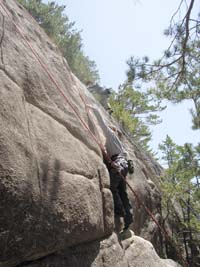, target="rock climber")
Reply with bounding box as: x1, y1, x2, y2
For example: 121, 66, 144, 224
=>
87, 104, 133, 231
